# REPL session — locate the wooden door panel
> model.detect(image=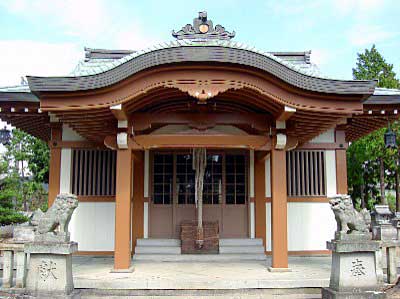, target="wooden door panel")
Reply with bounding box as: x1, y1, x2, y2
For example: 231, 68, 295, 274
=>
174, 205, 196, 238
149, 205, 173, 238
222, 206, 248, 238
